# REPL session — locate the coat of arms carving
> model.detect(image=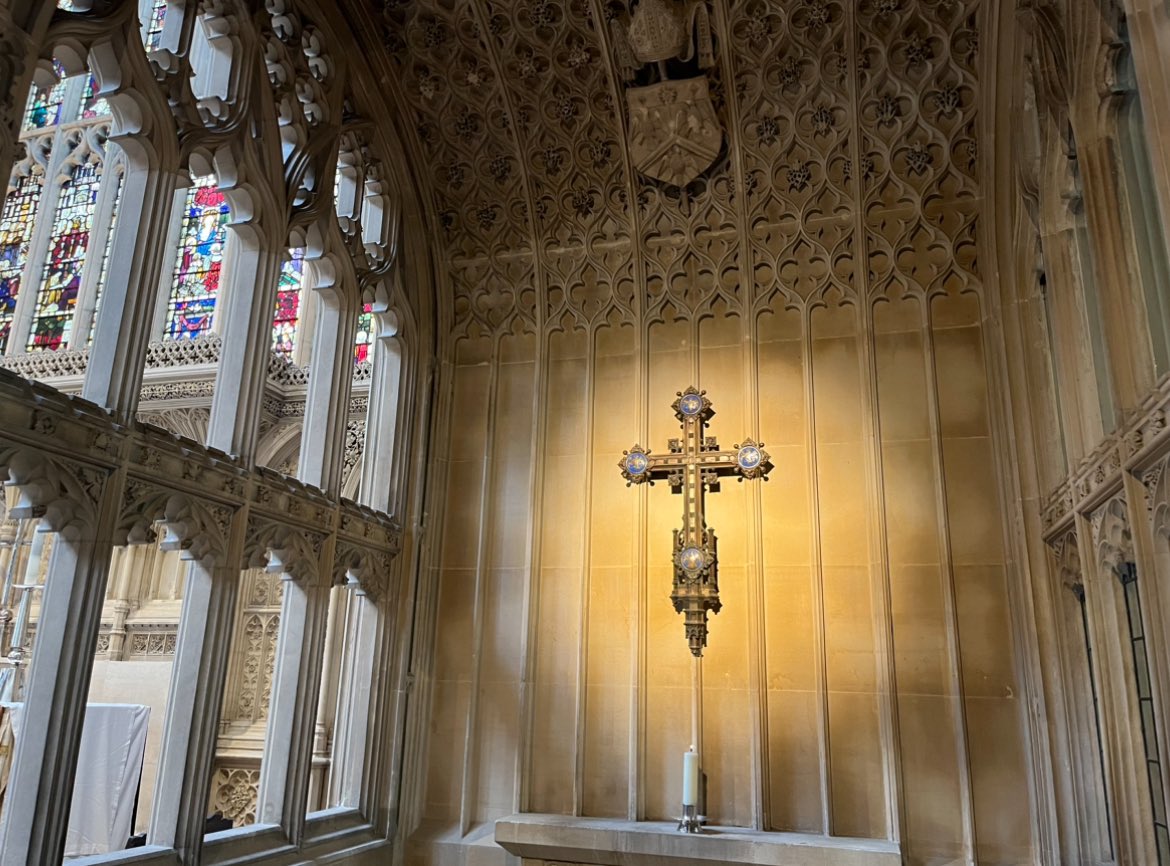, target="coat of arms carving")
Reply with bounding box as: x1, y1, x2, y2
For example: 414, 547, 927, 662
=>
611, 0, 722, 188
